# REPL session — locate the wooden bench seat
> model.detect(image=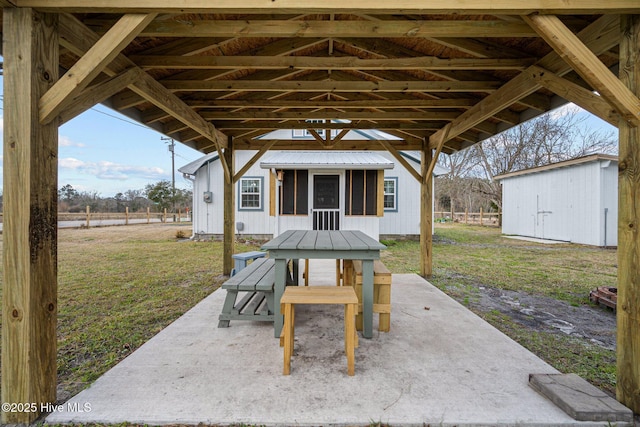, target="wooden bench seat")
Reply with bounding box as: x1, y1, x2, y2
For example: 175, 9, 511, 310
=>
218, 257, 276, 327
345, 259, 392, 332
